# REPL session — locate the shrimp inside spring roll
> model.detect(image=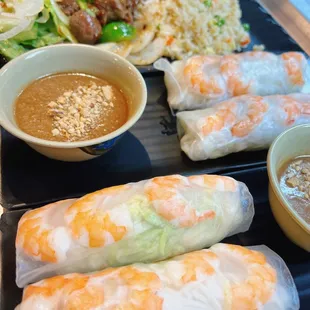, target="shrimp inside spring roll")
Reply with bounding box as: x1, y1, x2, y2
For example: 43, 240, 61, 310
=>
154, 51, 310, 111
15, 174, 254, 287
177, 93, 310, 161
16, 244, 299, 310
